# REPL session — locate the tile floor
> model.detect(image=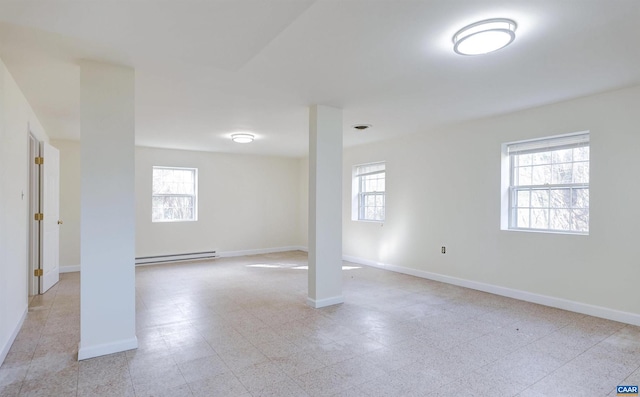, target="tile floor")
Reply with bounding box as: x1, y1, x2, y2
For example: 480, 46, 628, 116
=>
1, 251, 639, 396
